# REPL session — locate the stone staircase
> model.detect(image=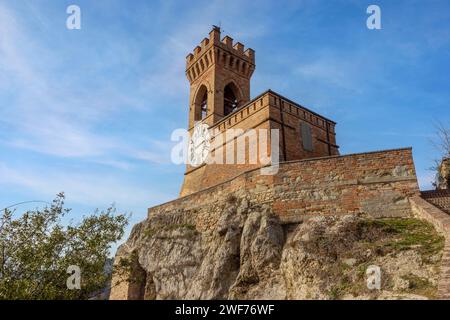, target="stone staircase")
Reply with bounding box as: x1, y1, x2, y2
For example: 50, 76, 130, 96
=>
411, 190, 450, 299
